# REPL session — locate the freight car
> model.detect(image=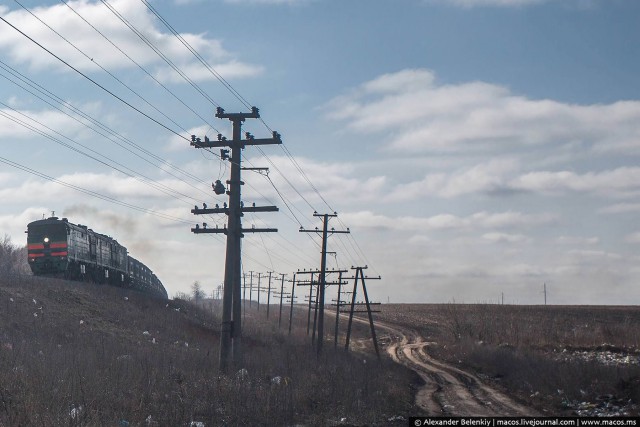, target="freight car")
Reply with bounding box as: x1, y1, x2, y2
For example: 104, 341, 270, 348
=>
26, 216, 167, 299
